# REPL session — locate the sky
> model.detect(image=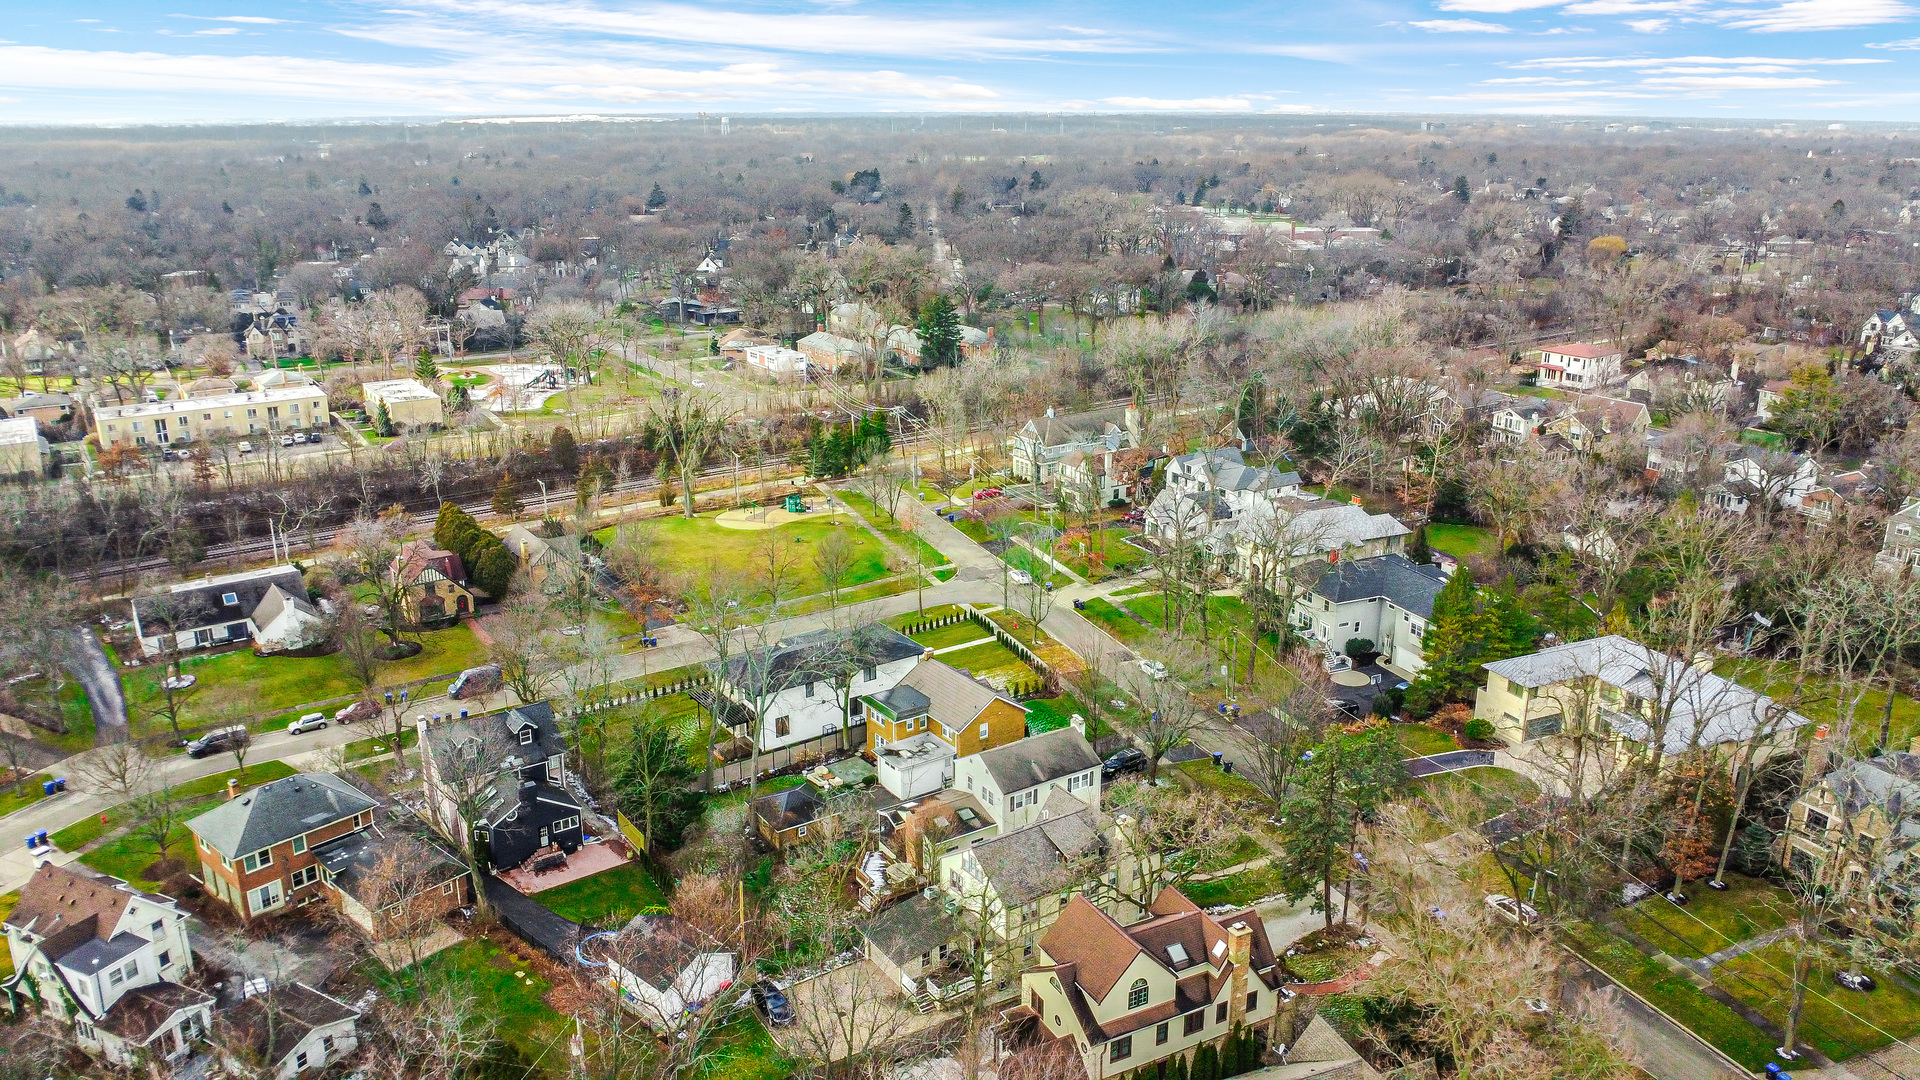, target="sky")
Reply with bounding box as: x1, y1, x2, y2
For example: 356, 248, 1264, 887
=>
3, 0, 1920, 124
